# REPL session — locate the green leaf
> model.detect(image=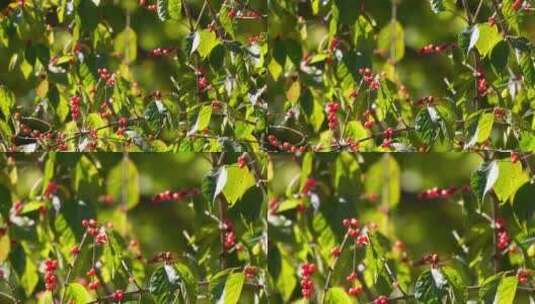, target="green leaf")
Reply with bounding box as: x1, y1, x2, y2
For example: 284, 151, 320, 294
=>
479, 273, 502, 302
324, 287, 353, 304
144, 100, 169, 132
274, 249, 297, 301
469, 113, 494, 145
222, 166, 255, 206
73, 156, 101, 202
188, 105, 212, 135
520, 132, 535, 152
333, 0, 360, 25
0, 85, 15, 118
377, 20, 405, 62
38, 291, 54, 304
490, 41, 510, 72
197, 29, 219, 59
202, 166, 228, 205
149, 265, 181, 303
519, 53, 535, 86
494, 276, 517, 304
414, 269, 448, 304
10, 246, 38, 296
494, 161, 529, 204
286, 81, 301, 103
429, 0, 445, 13
415, 106, 449, 145
156, 0, 182, 21
157, 0, 170, 21
471, 161, 499, 201
364, 154, 400, 207
441, 266, 466, 303
219, 272, 245, 304
168, 0, 182, 20
0, 234, 9, 262
114, 27, 137, 63
107, 157, 140, 210
65, 283, 93, 303
475, 23, 503, 57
